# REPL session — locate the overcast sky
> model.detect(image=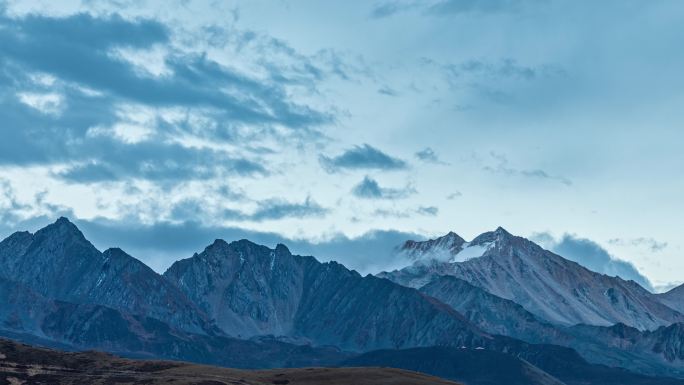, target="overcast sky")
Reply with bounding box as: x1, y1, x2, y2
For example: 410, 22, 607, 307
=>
0, 0, 682, 290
